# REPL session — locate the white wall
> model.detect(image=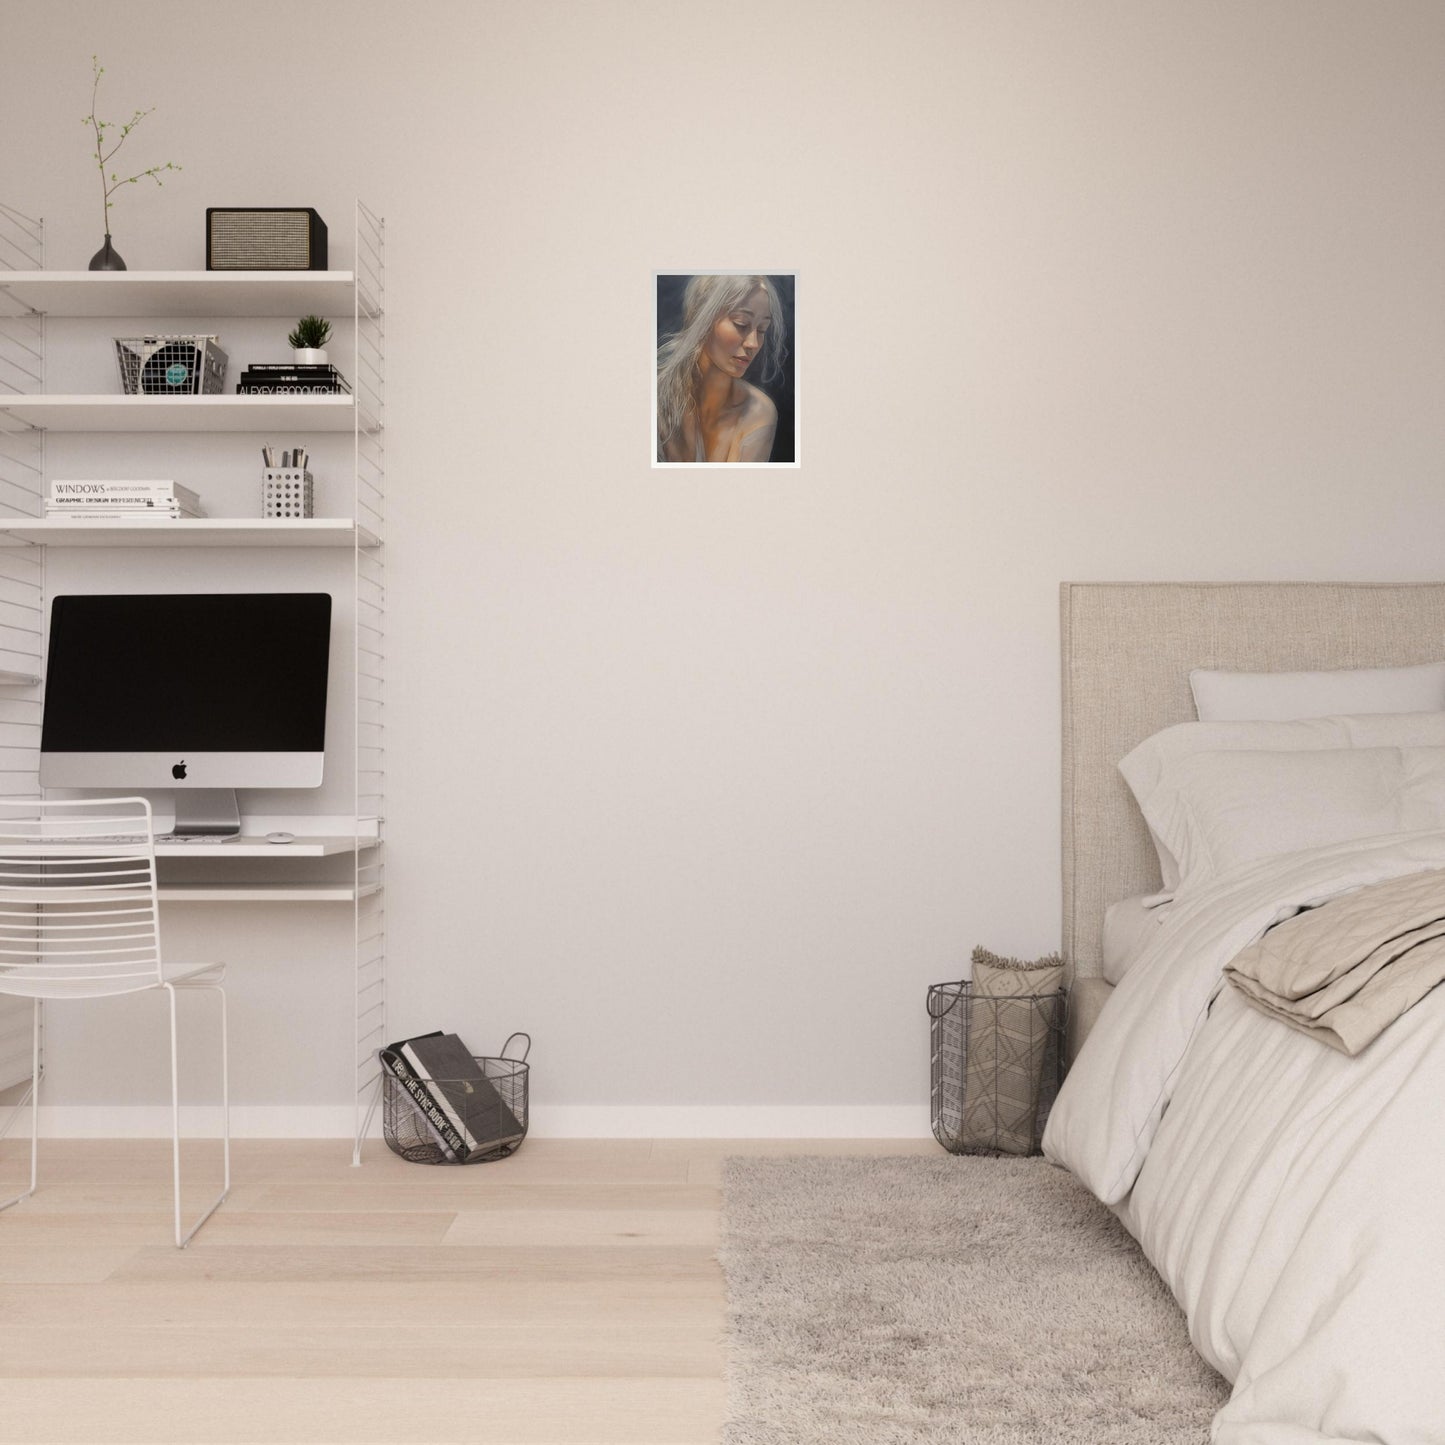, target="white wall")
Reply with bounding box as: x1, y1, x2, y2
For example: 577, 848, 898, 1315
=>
3, 1, 1444, 1132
